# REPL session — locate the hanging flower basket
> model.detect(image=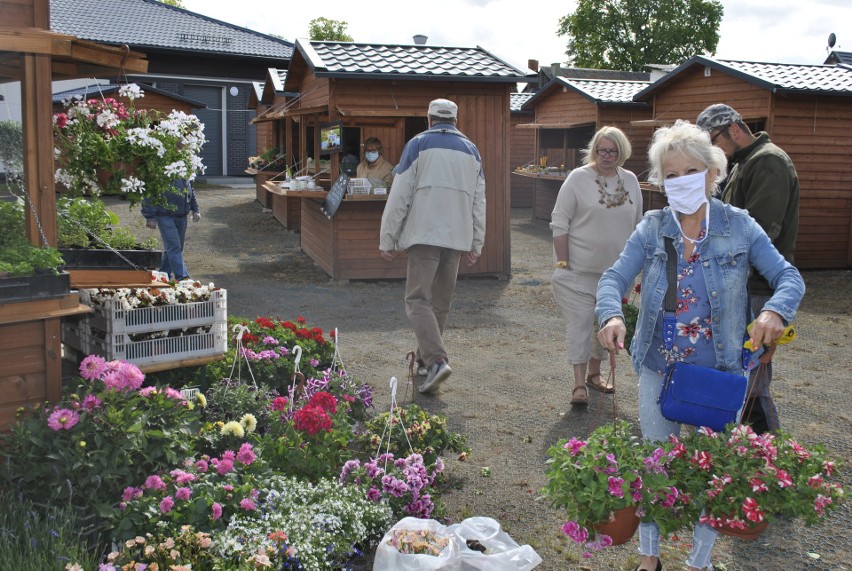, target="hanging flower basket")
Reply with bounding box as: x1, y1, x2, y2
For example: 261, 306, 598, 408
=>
715, 517, 769, 541
53, 83, 206, 208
